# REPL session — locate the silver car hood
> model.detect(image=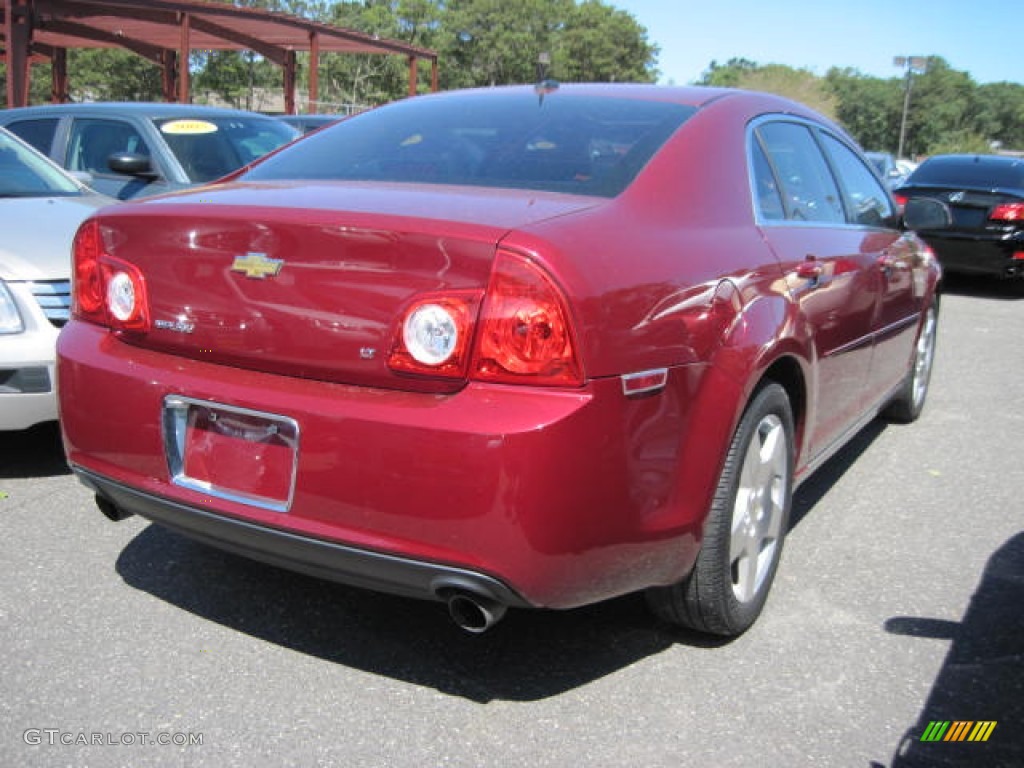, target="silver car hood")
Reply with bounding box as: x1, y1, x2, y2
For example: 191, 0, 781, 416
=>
0, 193, 112, 281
